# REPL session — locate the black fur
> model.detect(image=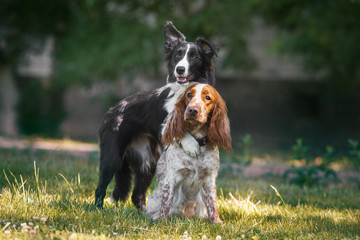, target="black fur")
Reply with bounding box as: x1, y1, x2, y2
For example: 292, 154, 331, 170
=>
95, 21, 219, 209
